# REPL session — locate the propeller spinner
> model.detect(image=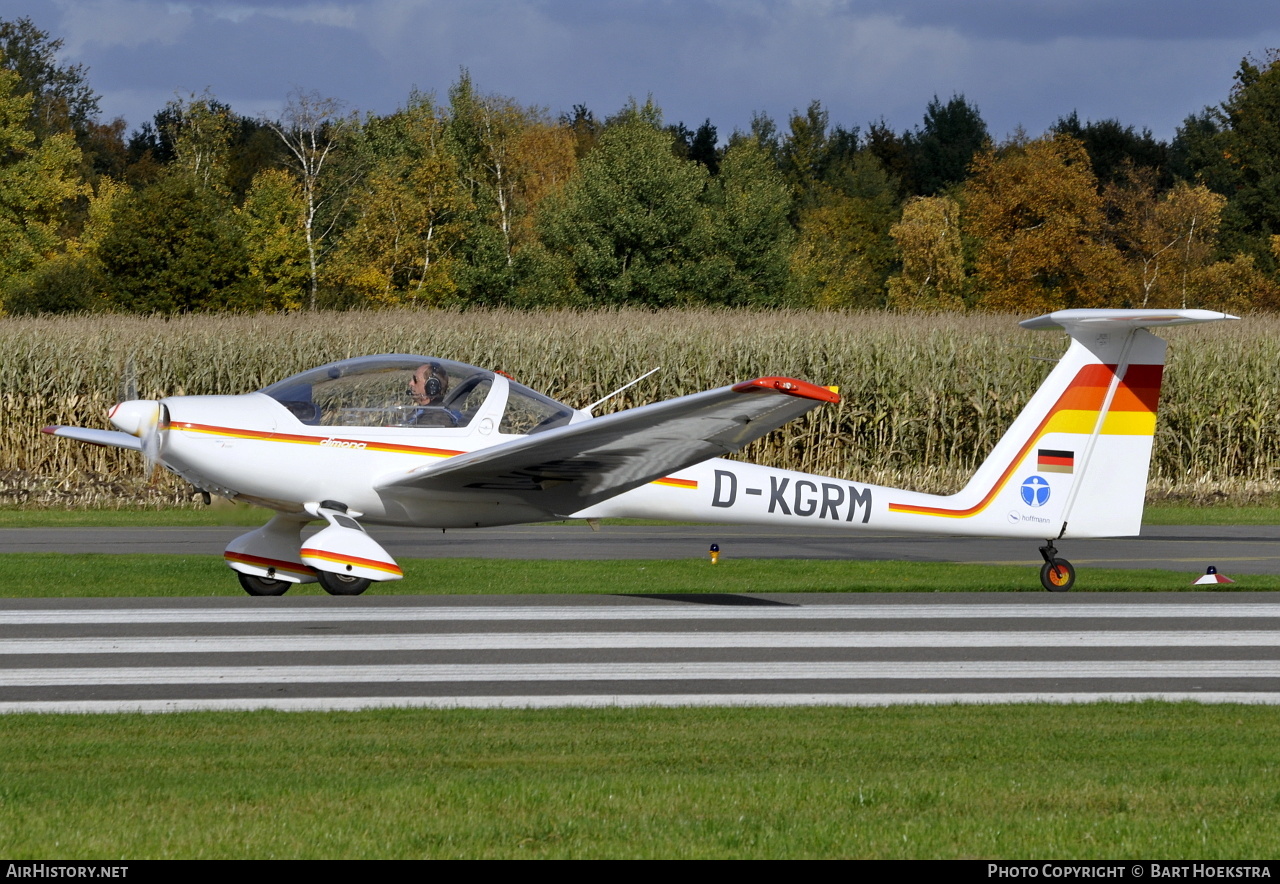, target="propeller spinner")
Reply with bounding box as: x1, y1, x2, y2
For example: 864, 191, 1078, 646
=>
108, 400, 168, 473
